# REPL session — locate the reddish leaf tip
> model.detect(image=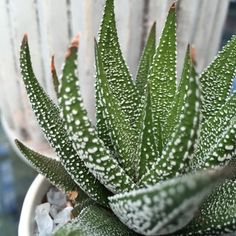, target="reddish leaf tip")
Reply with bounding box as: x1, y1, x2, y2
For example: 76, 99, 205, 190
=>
170, 2, 176, 10
65, 33, 80, 59
70, 33, 80, 48
190, 45, 197, 65
51, 55, 56, 73
22, 33, 28, 44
